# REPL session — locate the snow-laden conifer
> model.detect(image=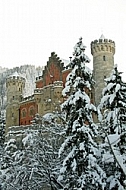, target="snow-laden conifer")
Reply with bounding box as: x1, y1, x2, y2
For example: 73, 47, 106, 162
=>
0, 114, 64, 190
98, 65, 126, 189
99, 65, 126, 135
58, 37, 106, 190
